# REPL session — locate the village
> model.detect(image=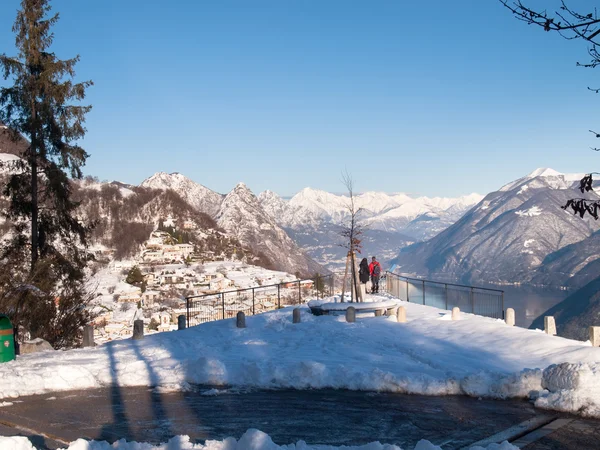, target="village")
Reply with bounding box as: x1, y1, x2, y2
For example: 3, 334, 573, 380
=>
87, 220, 314, 342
